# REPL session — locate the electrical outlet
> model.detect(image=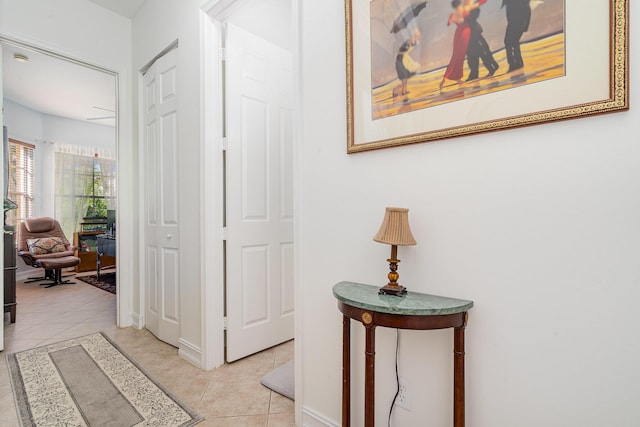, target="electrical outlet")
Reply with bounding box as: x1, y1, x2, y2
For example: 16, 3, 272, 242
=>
395, 376, 410, 410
